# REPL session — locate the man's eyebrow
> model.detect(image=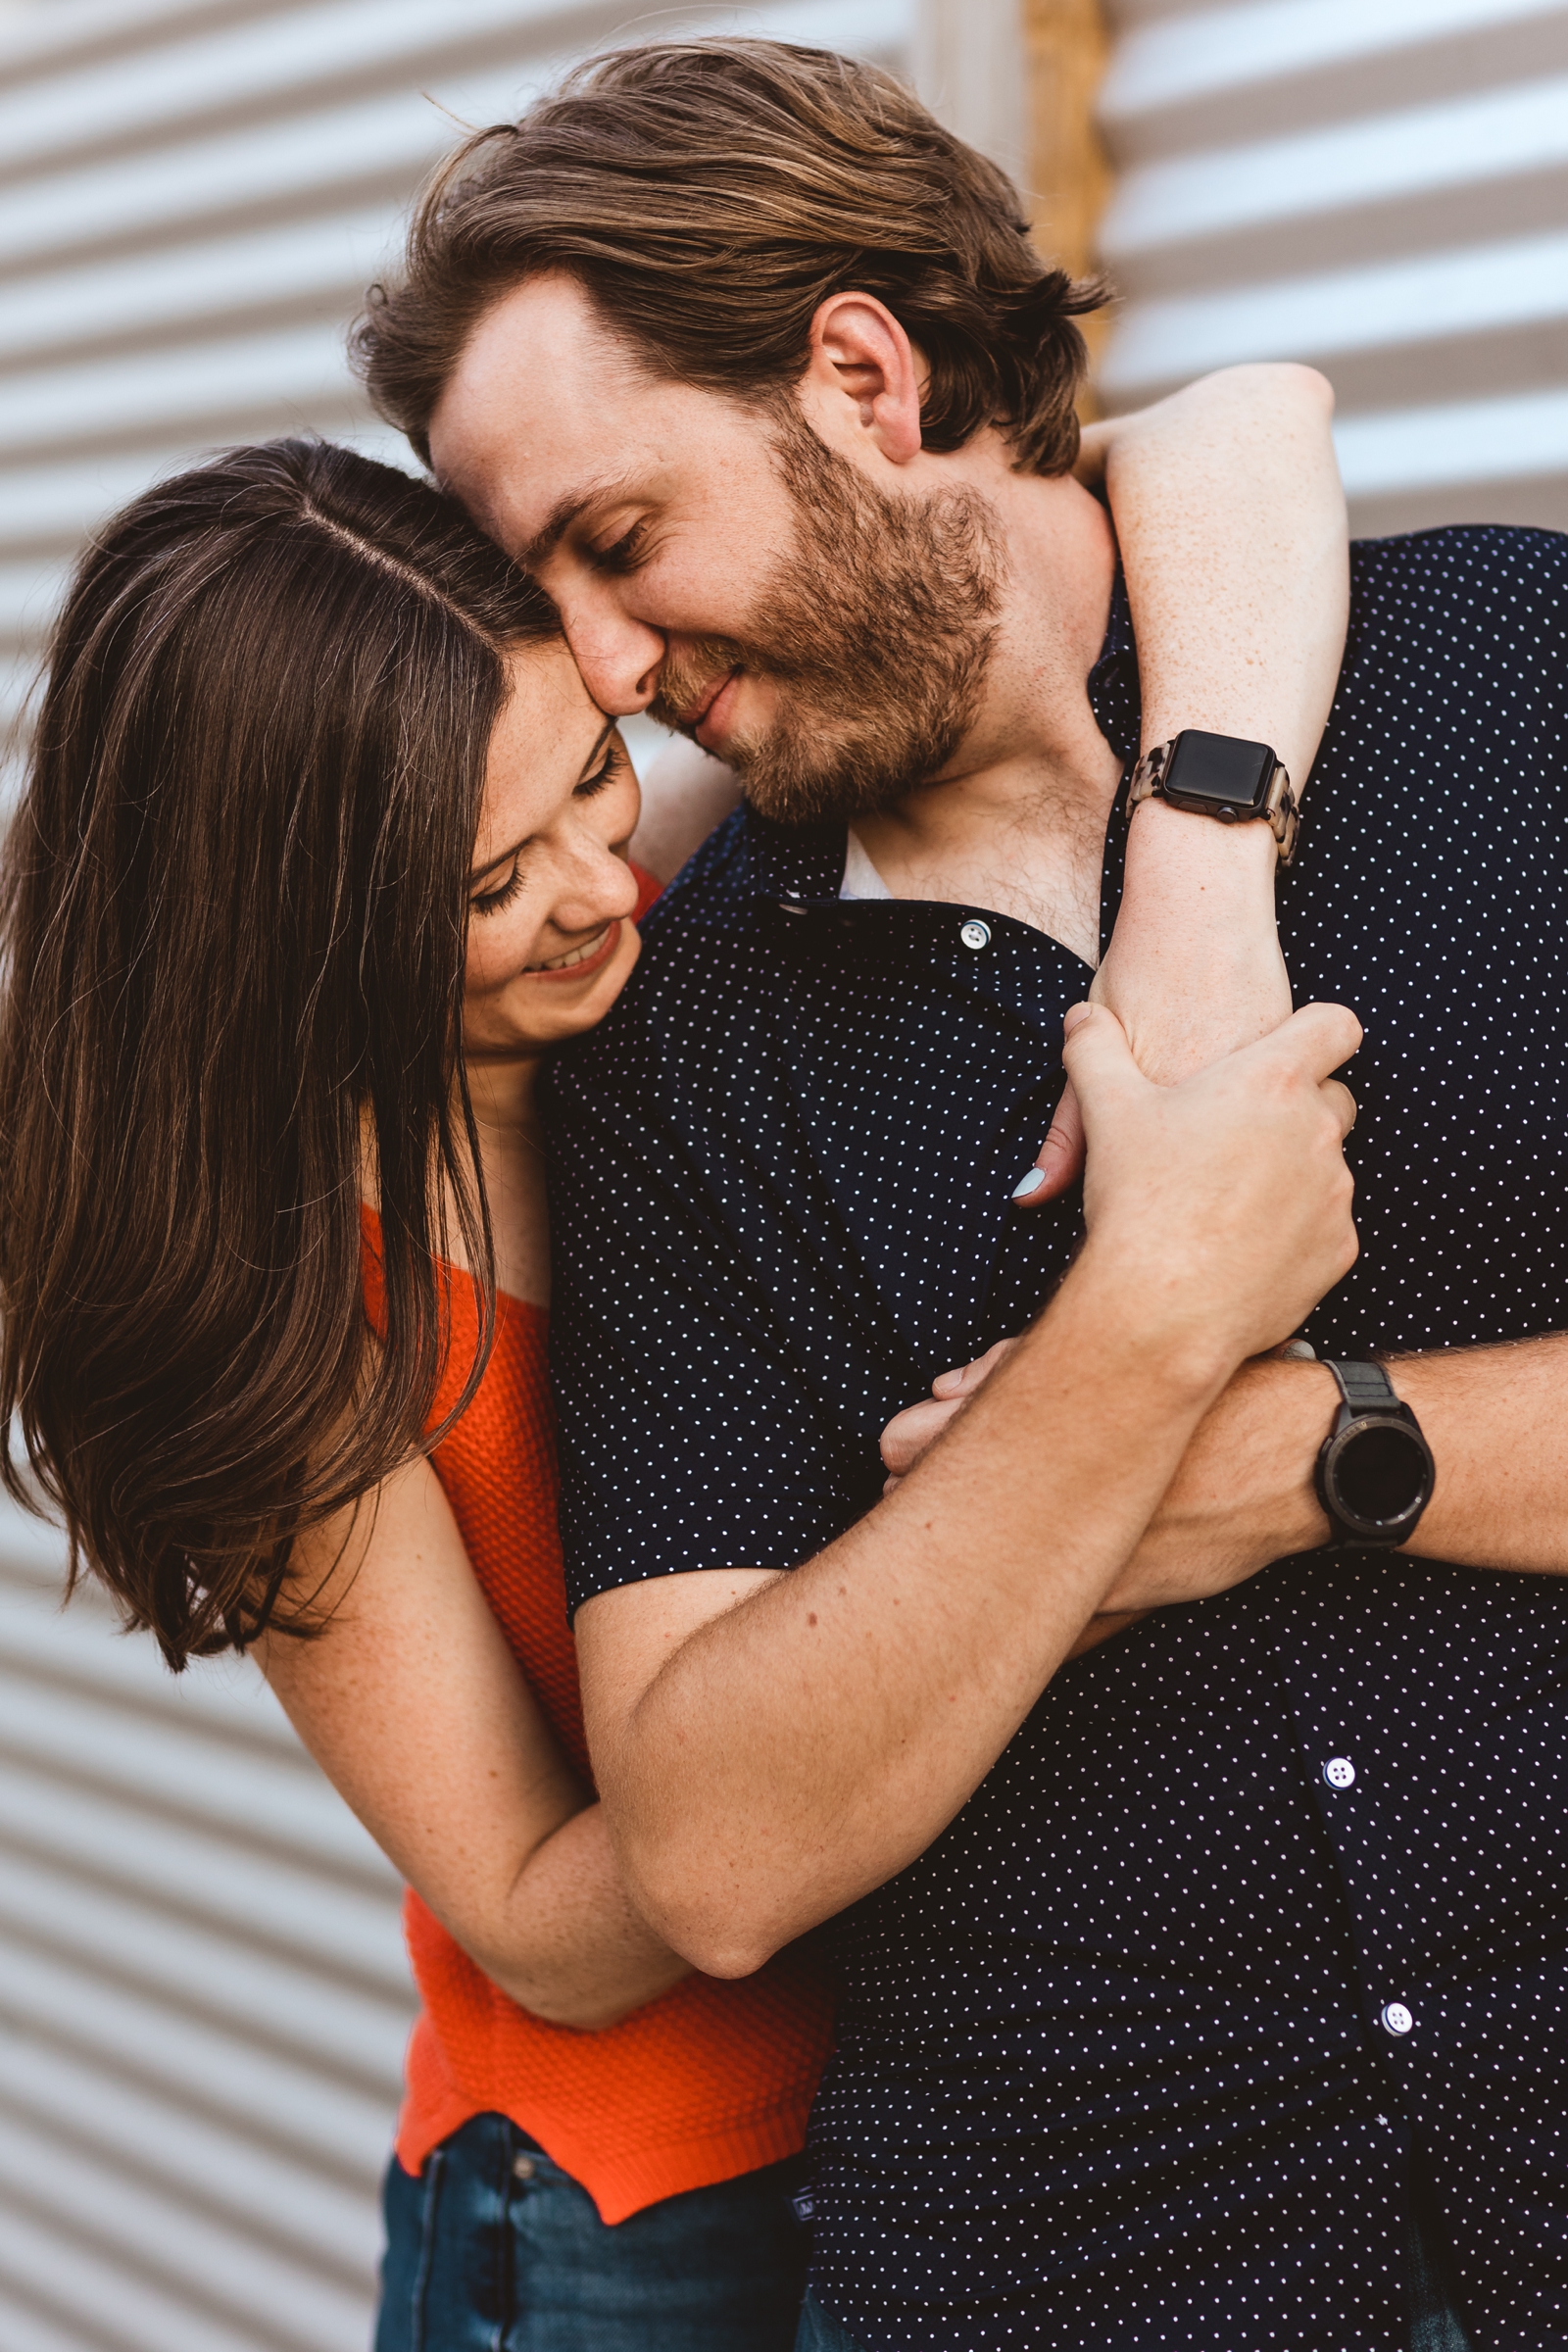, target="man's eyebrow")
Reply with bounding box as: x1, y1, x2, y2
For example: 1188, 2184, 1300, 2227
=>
466, 720, 617, 888
521, 474, 635, 568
